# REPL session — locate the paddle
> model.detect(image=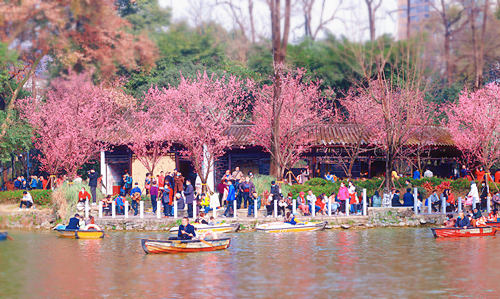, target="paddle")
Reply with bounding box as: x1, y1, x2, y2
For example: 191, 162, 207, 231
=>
6, 235, 13, 241
199, 239, 214, 247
